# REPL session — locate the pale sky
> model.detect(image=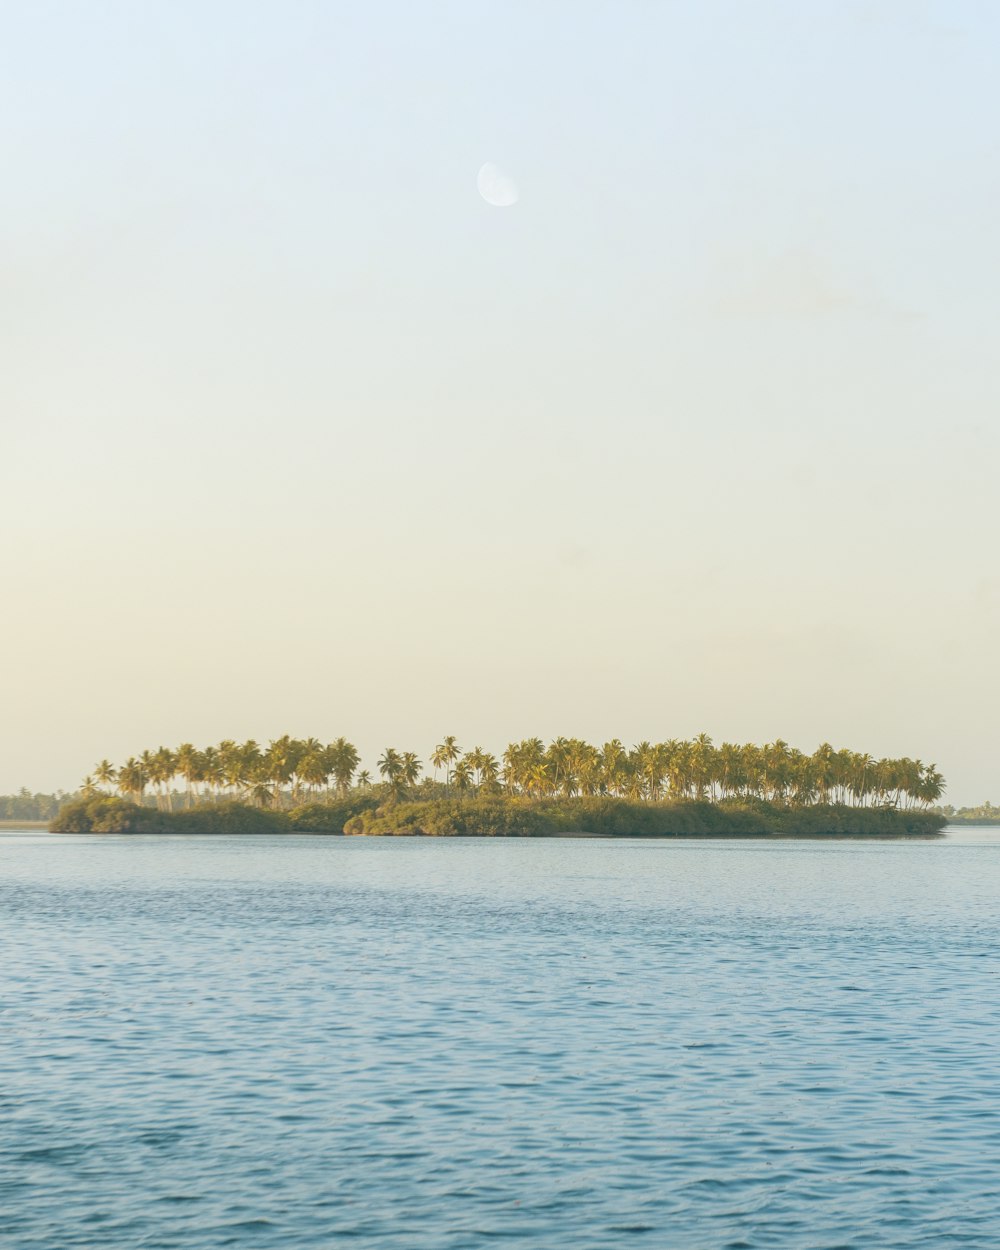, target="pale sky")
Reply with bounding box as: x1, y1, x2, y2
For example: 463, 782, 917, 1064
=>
2, 1, 998, 803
